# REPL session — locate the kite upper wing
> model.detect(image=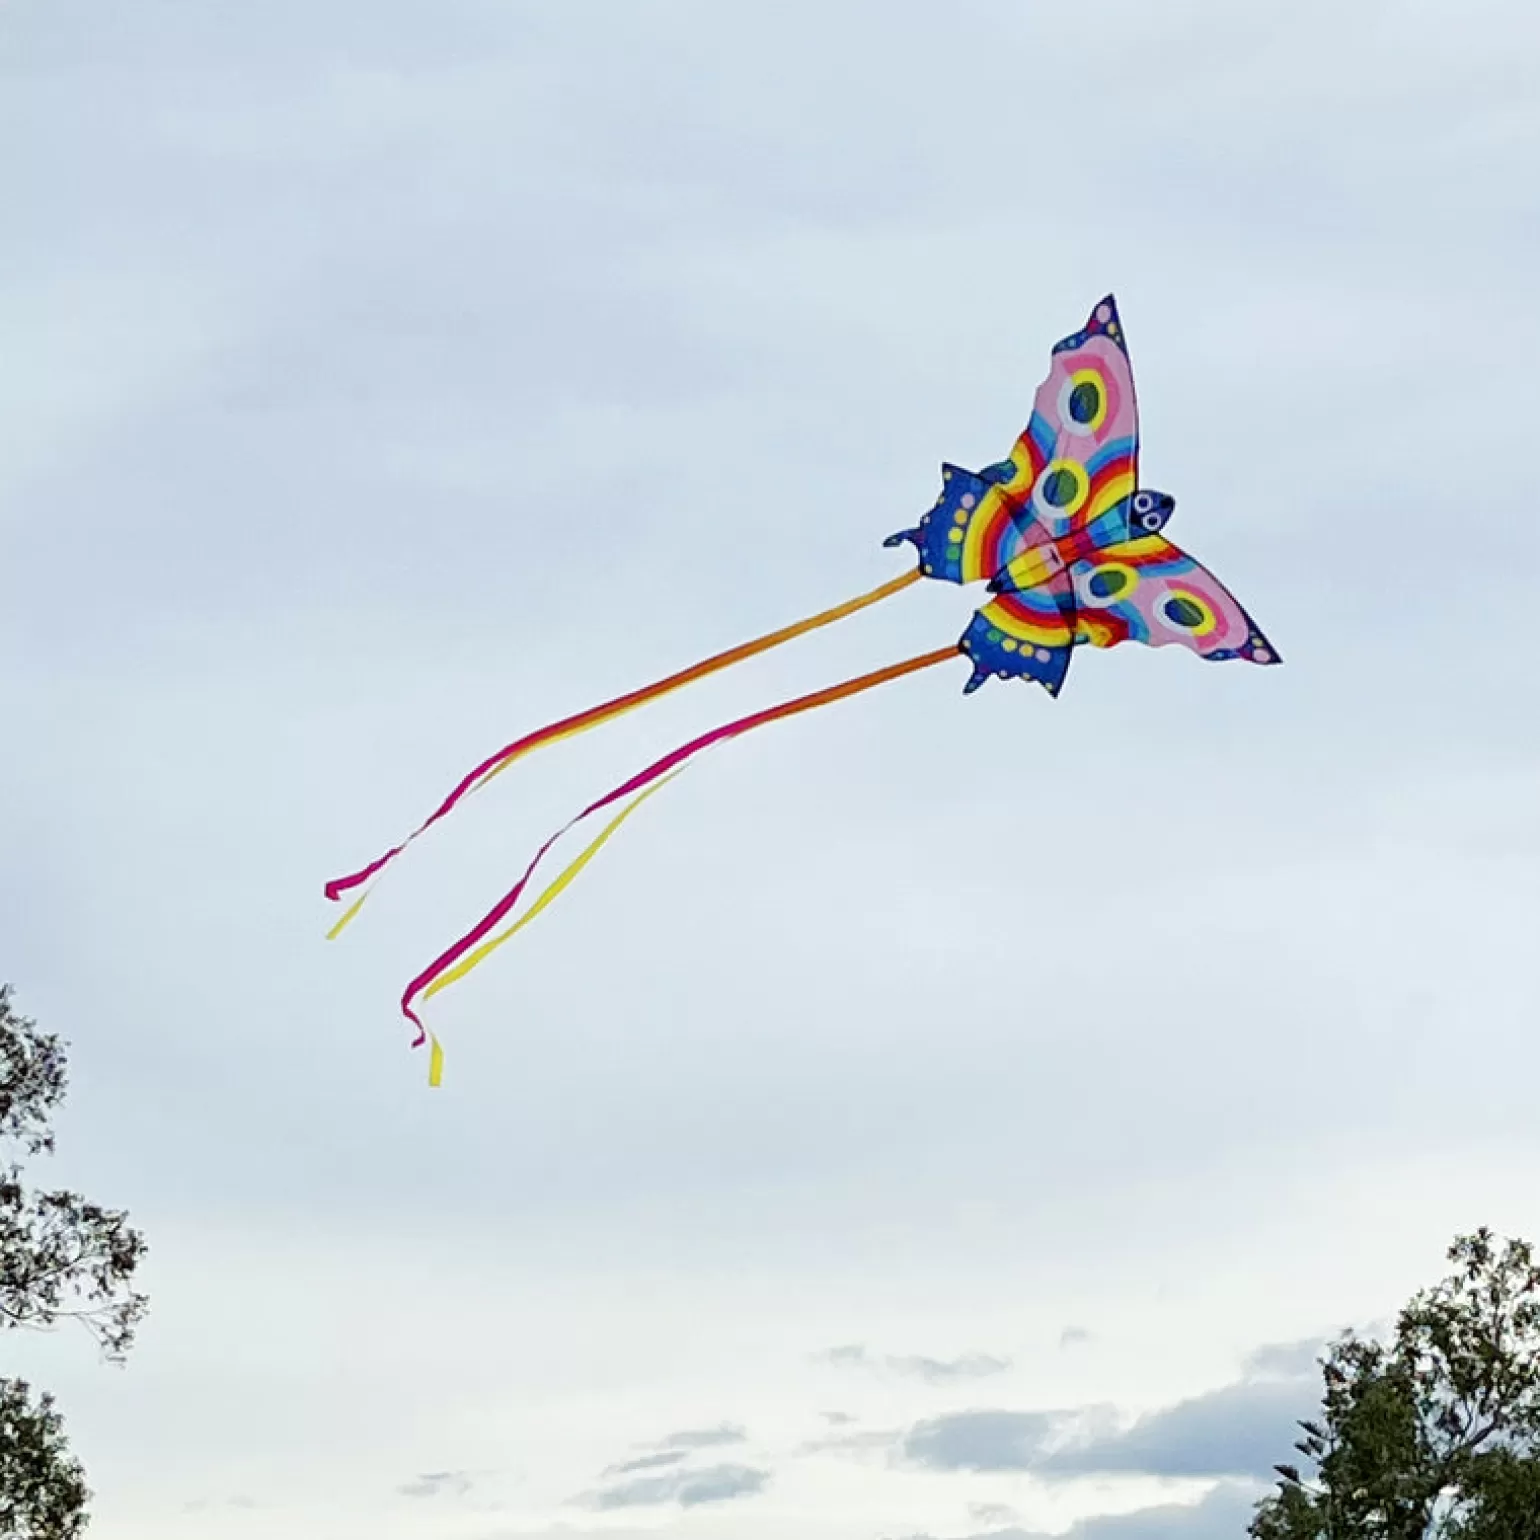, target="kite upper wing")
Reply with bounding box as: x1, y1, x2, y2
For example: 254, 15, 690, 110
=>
1069, 535, 1279, 664
996, 293, 1140, 543
885, 295, 1141, 581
